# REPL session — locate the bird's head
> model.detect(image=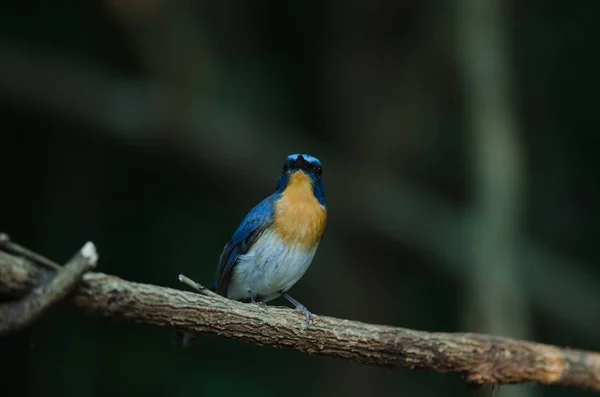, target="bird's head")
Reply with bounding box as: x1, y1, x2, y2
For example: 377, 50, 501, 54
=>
276, 153, 326, 205
283, 153, 322, 178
